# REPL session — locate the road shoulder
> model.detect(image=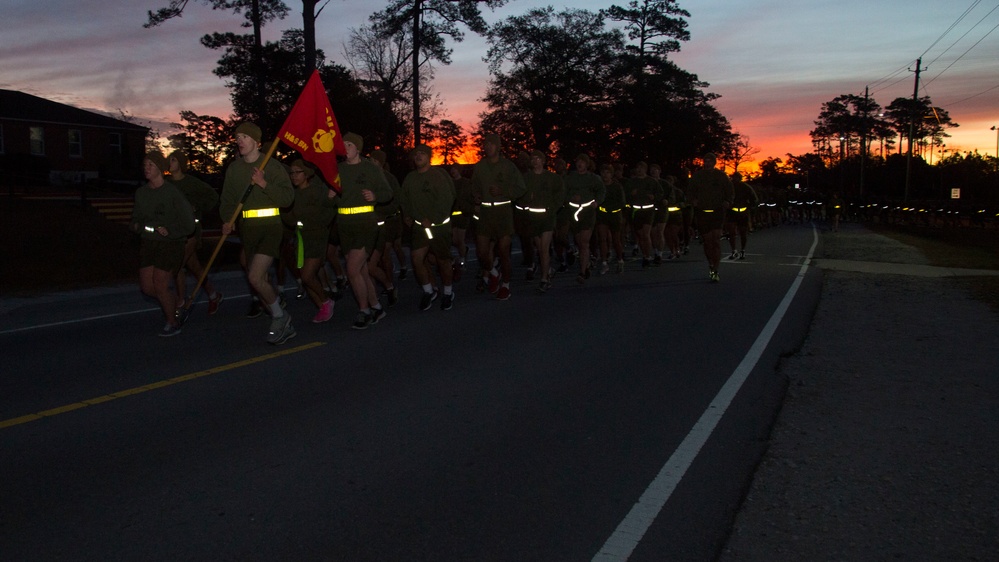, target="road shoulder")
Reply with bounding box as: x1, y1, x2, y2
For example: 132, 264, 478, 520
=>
721, 223, 999, 560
